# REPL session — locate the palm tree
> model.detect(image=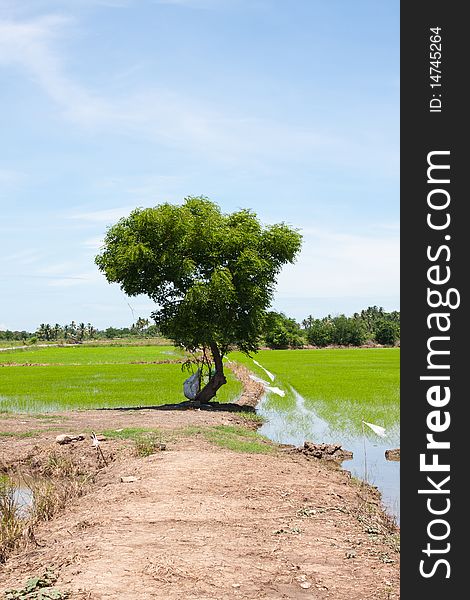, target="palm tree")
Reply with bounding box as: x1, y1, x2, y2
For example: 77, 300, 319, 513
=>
78, 322, 86, 341
37, 324, 47, 340
44, 324, 52, 341
135, 317, 149, 334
